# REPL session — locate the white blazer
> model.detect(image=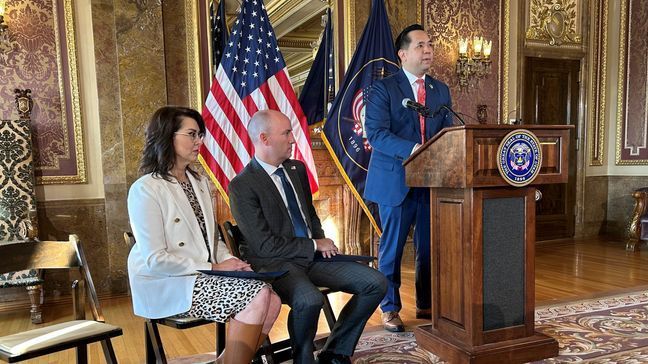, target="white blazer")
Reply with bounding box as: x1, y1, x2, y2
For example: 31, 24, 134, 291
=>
127, 172, 234, 319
